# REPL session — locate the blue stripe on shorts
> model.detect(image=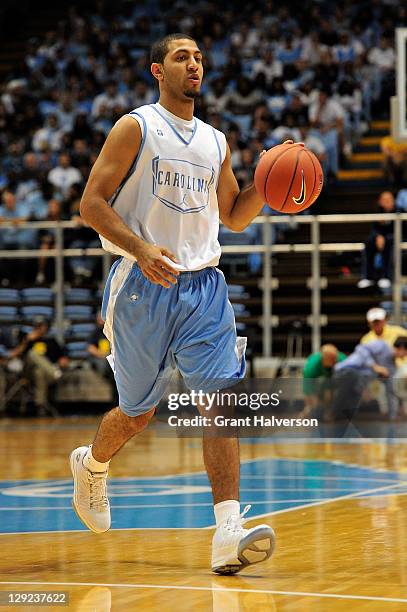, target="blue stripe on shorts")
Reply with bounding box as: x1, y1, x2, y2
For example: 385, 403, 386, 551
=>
102, 263, 246, 415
